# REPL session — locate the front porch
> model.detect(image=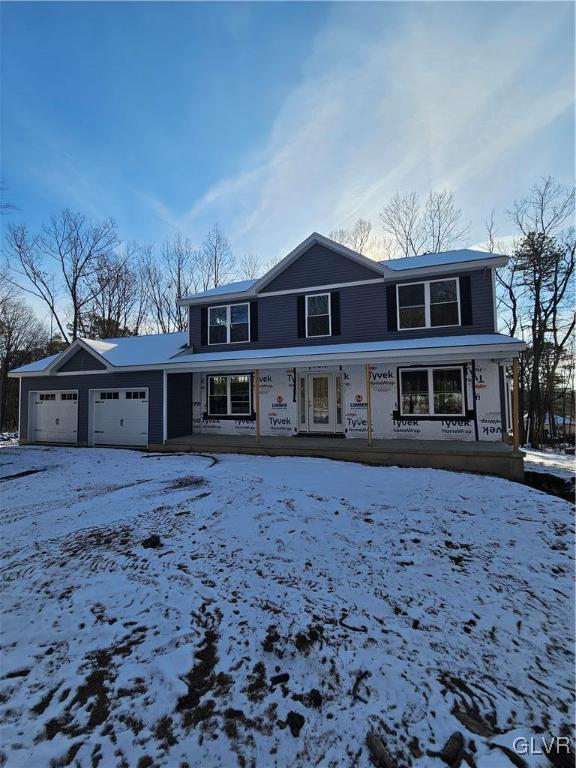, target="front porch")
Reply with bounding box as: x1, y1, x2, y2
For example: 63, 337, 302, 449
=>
153, 433, 525, 481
